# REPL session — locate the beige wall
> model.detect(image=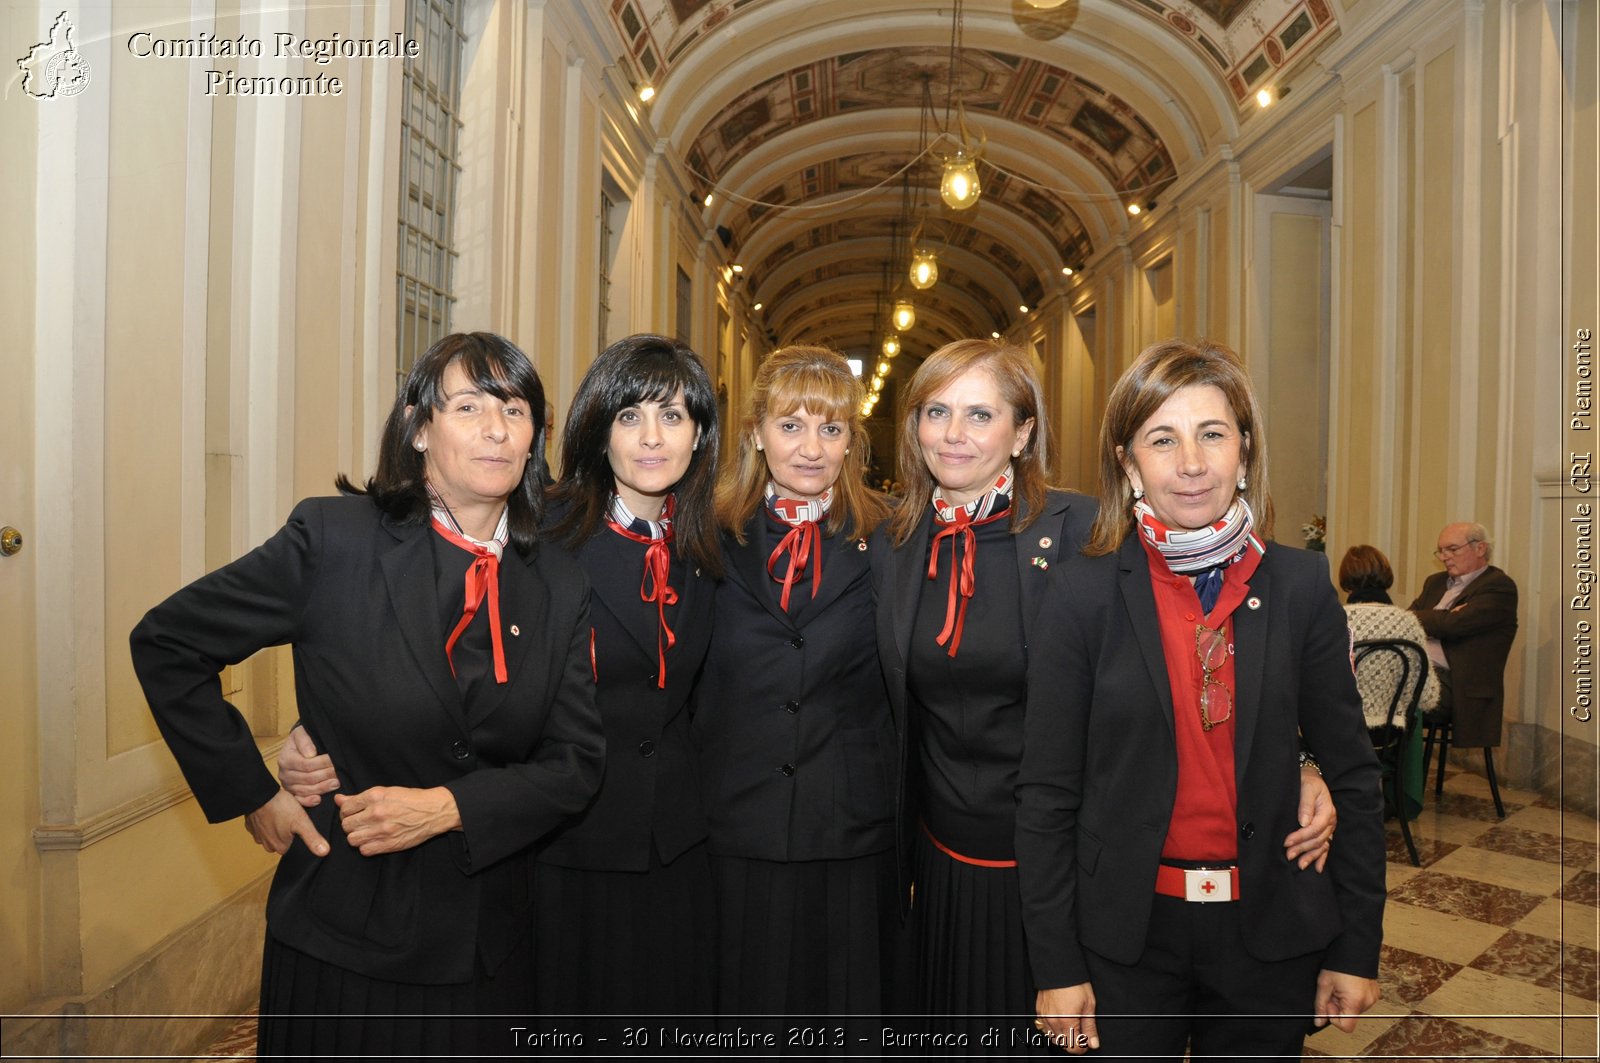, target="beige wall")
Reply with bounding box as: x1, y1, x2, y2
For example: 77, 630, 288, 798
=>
1, 0, 708, 1051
